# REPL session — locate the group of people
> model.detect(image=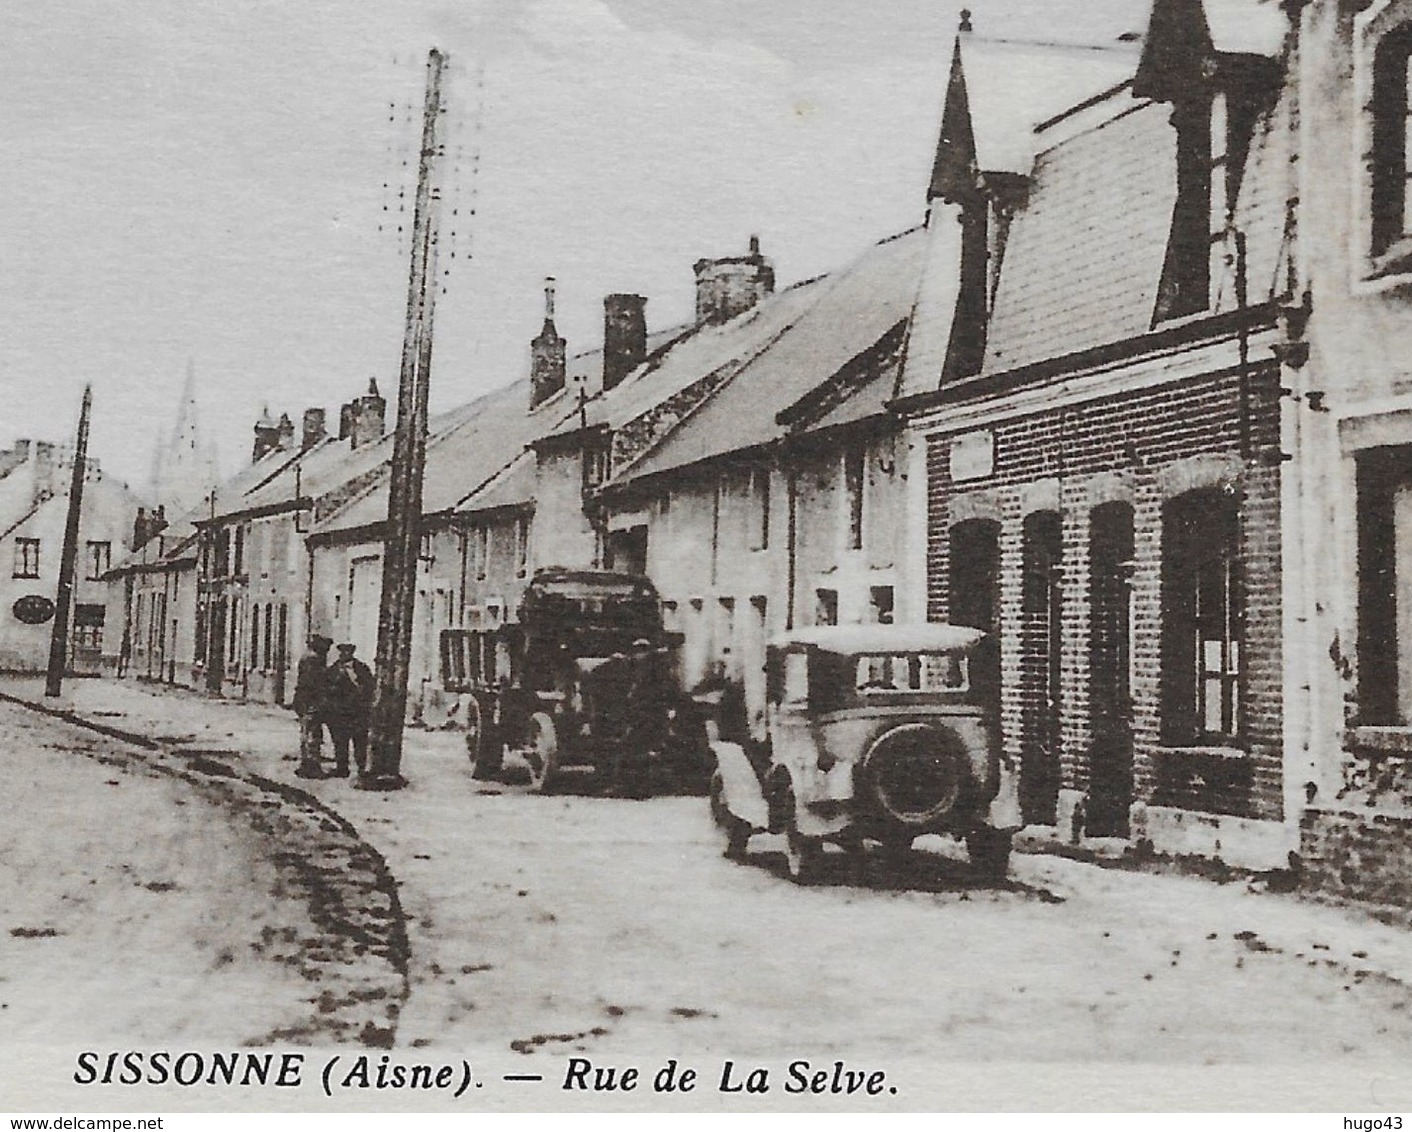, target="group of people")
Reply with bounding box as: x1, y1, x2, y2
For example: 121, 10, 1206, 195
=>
292, 635, 375, 780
